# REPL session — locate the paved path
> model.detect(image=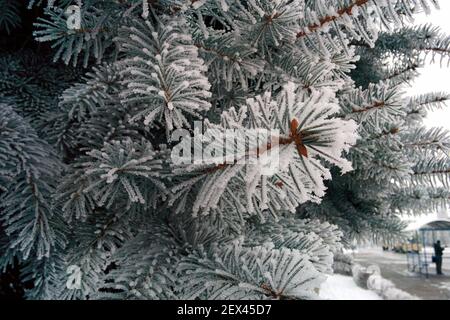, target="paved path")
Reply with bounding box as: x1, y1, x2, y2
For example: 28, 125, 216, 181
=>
353, 248, 450, 300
